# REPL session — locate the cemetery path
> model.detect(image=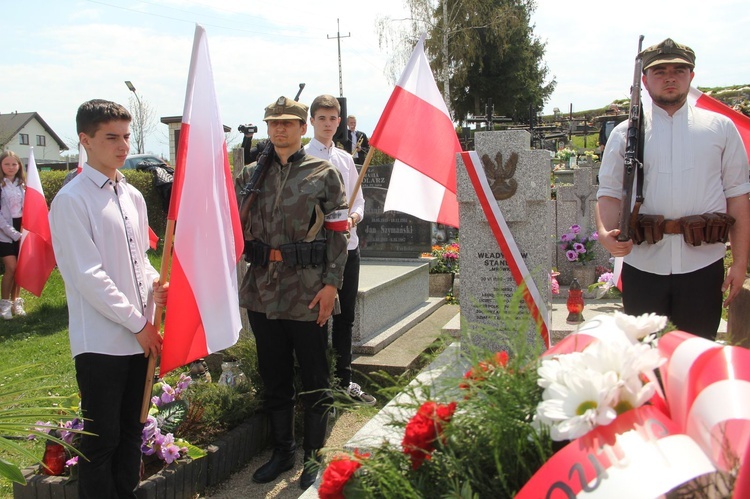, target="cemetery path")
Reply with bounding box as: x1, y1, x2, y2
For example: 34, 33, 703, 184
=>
202, 410, 371, 498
